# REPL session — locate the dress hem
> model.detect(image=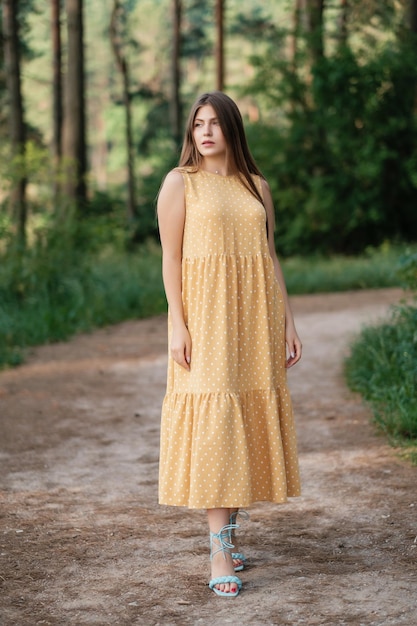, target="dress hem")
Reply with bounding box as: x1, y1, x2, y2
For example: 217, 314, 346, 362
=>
158, 492, 301, 510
